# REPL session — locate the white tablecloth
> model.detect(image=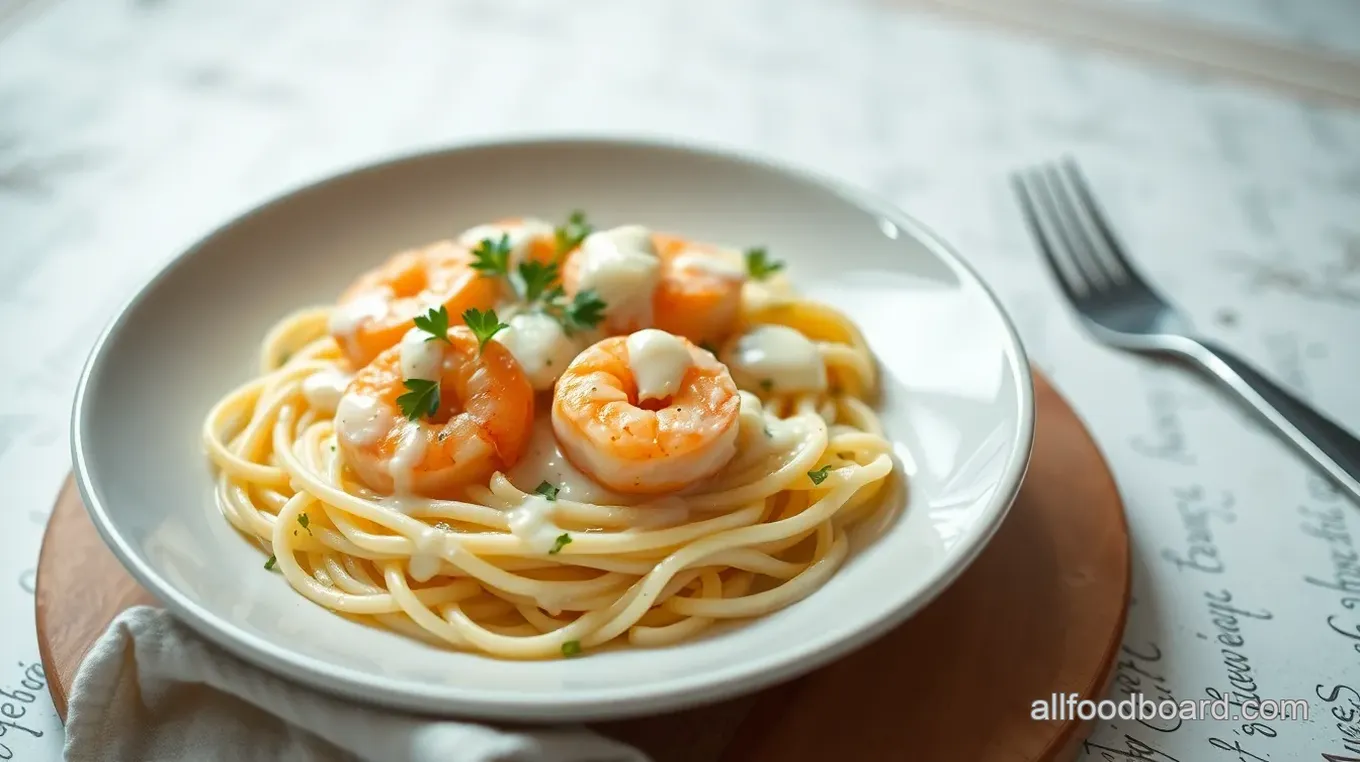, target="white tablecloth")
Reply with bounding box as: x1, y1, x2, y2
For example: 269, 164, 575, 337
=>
2, 0, 1358, 758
